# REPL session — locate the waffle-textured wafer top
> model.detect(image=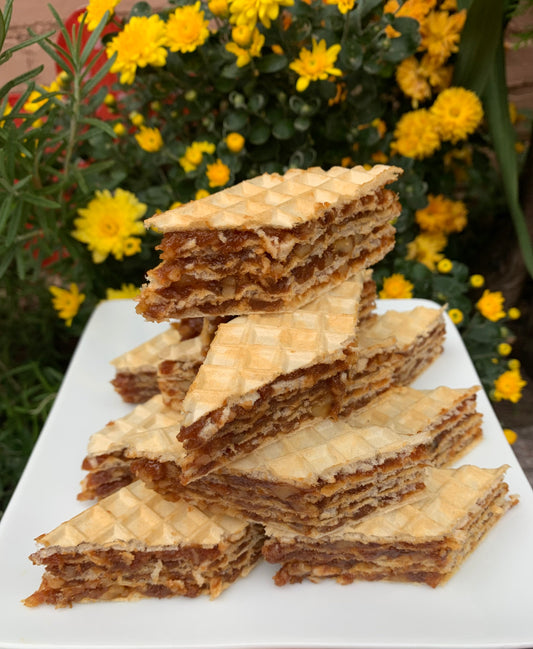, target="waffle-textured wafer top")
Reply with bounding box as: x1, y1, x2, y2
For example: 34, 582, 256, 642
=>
180, 274, 365, 427
345, 385, 479, 436
228, 386, 479, 484
86, 395, 181, 458
110, 327, 183, 372
265, 465, 511, 542
35, 481, 249, 552
358, 305, 444, 352
144, 165, 402, 232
